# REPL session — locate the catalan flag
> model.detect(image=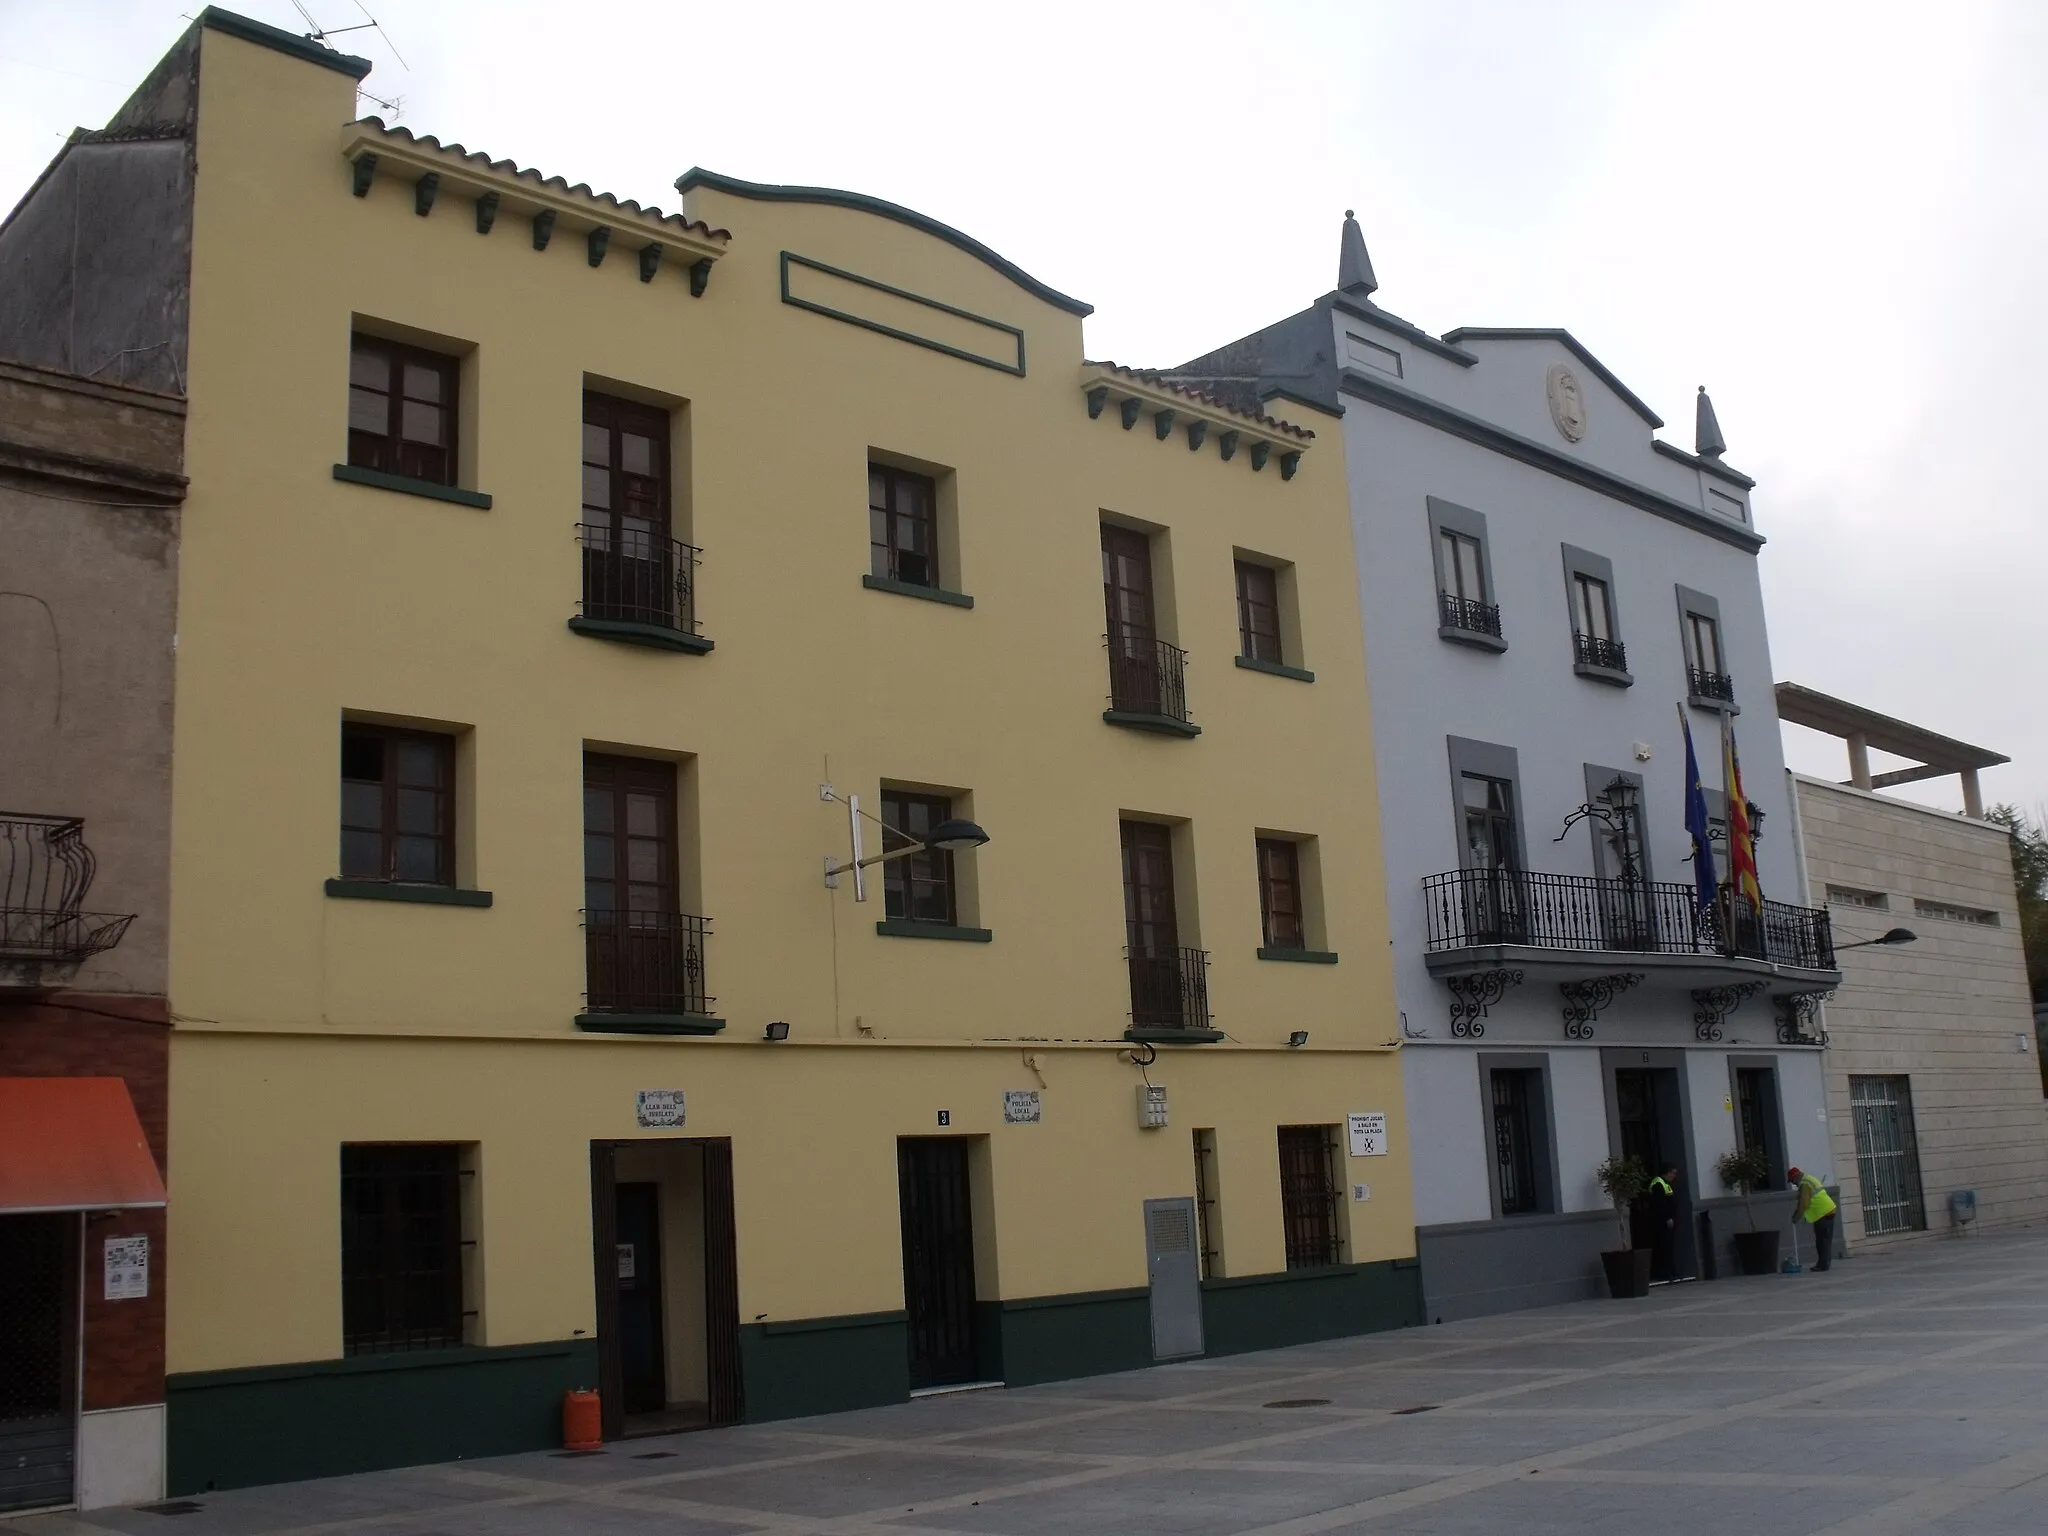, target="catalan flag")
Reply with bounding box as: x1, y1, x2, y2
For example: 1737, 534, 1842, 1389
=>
1722, 711, 1762, 912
